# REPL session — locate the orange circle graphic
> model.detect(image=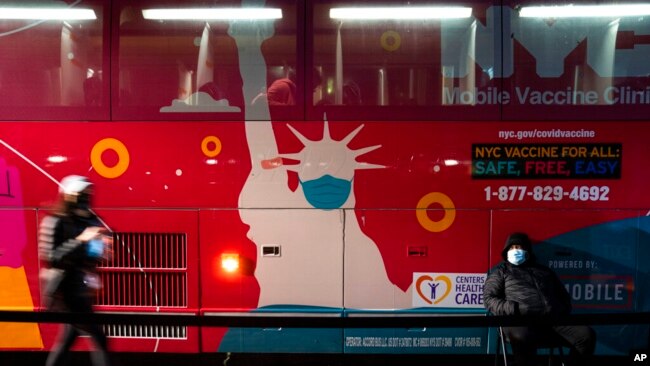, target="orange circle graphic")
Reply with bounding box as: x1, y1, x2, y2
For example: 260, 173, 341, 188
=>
416, 192, 456, 232
201, 136, 222, 158
380, 30, 401, 52
91, 138, 129, 179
